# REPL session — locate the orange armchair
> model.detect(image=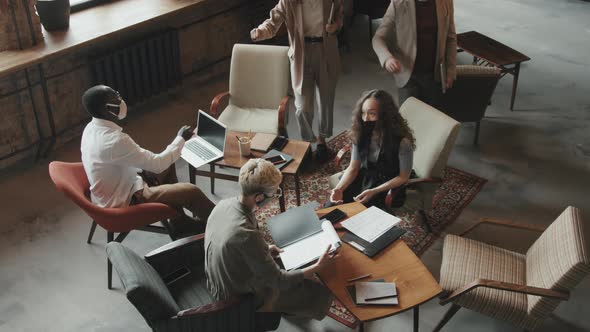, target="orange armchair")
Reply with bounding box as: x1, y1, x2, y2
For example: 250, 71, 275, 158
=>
48, 161, 180, 289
